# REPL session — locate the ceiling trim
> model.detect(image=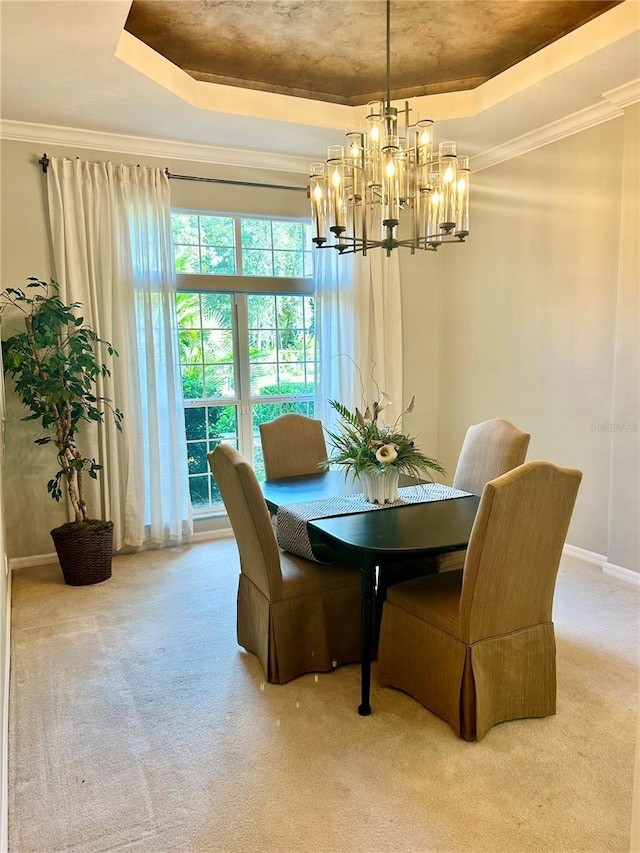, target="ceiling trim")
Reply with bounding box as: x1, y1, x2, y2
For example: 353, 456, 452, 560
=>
0, 120, 311, 176
472, 98, 626, 172
603, 77, 640, 107
2, 75, 638, 177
